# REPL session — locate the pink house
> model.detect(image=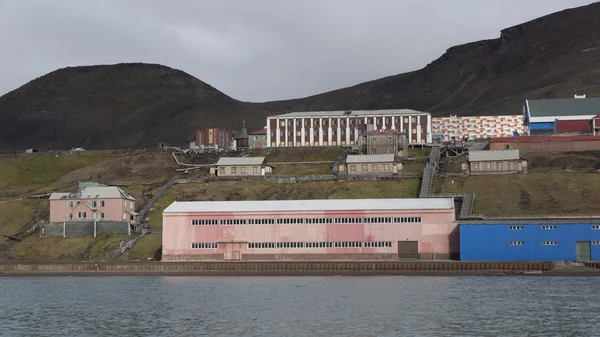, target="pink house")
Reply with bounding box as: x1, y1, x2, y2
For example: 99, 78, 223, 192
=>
49, 186, 137, 223
162, 198, 459, 261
